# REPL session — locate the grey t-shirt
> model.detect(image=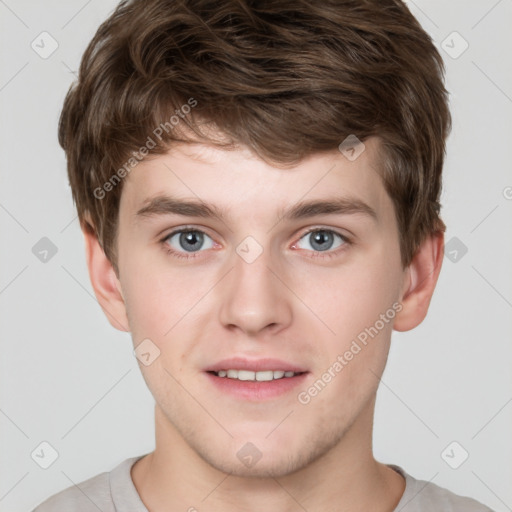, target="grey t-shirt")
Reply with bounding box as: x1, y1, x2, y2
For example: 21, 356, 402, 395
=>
32, 454, 494, 511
